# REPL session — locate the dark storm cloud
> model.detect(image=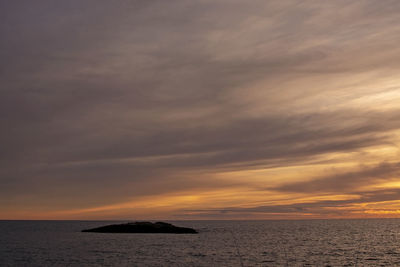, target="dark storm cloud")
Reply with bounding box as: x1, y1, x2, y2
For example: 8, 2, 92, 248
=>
1, 0, 400, 215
